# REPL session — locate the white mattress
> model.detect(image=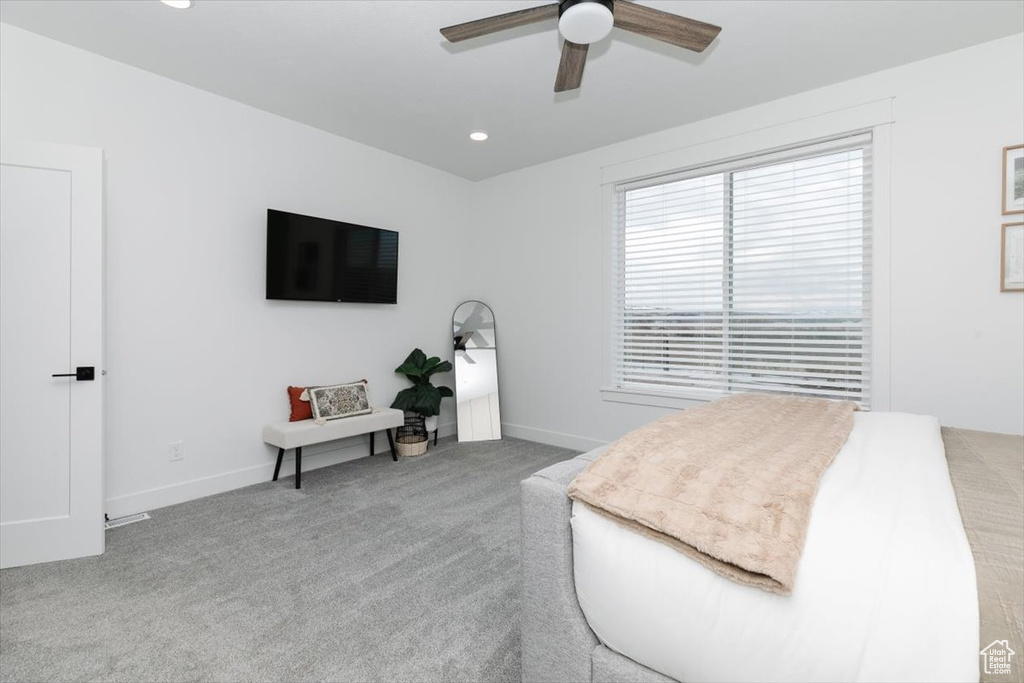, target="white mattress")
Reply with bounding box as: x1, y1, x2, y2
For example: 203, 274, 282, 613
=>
571, 412, 979, 683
